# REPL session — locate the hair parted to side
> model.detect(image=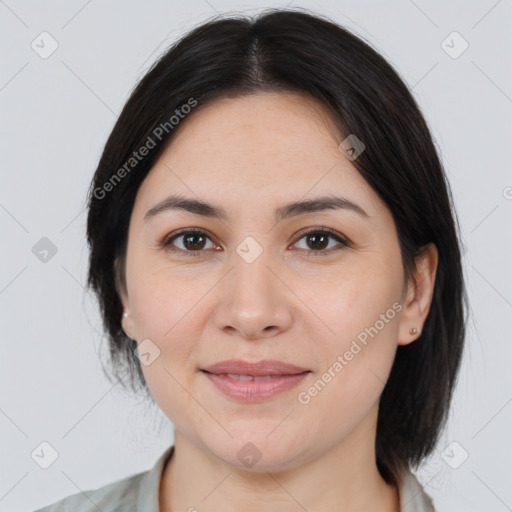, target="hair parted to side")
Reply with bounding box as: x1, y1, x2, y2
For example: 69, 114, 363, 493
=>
86, 7, 468, 486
